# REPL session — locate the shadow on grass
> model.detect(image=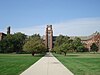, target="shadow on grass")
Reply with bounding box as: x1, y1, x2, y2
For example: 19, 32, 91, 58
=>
53, 53, 80, 57
66, 55, 80, 57
34, 53, 46, 57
